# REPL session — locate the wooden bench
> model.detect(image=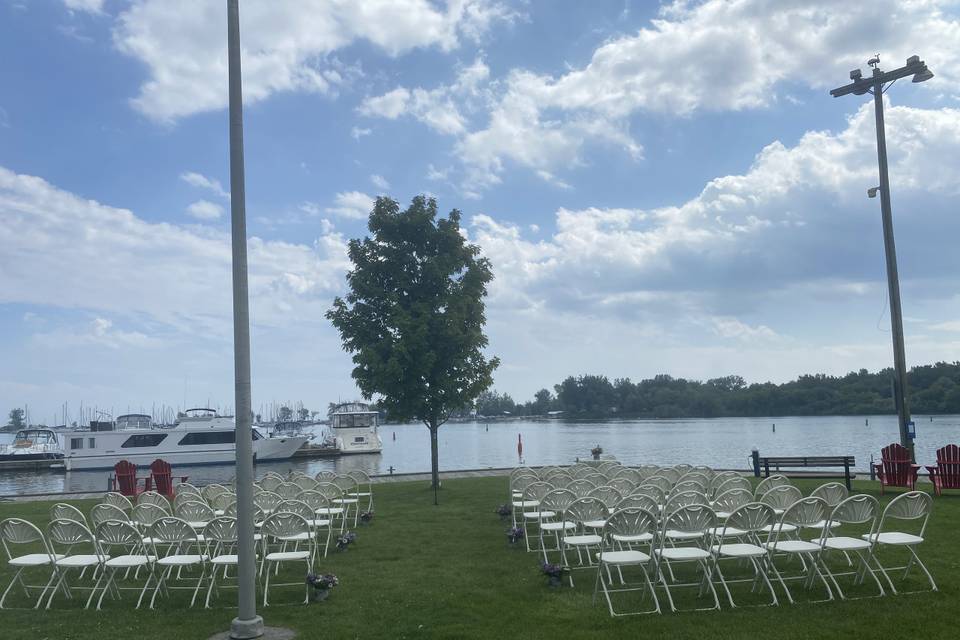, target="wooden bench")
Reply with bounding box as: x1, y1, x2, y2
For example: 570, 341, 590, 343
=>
750, 451, 856, 490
